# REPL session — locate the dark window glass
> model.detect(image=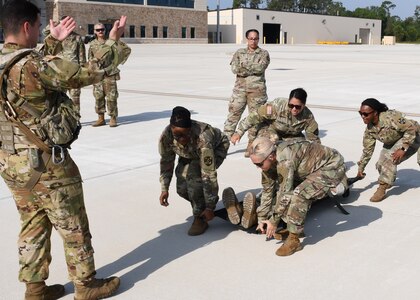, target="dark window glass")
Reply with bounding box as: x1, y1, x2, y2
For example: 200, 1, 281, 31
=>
88, 24, 94, 35
129, 25, 135, 38
88, 0, 144, 4
153, 26, 158, 38
190, 27, 195, 38
140, 26, 146, 38
87, 0, 193, 8
182, 27, 186, 38
163, 26, 168, 38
